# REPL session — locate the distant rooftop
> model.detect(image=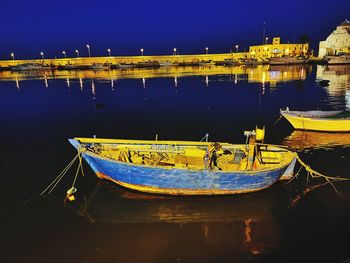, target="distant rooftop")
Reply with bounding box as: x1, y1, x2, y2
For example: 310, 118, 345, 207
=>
339, 19, 350, 27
